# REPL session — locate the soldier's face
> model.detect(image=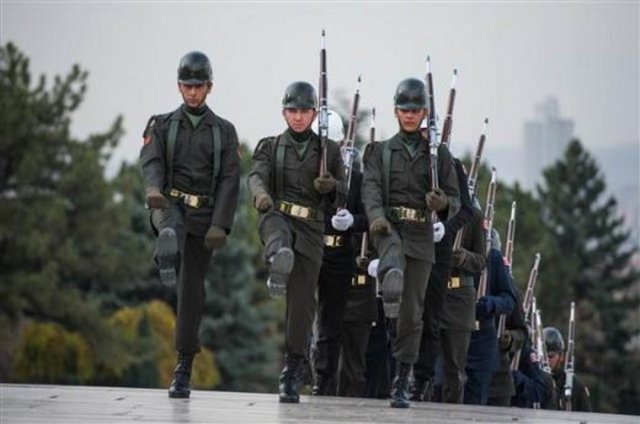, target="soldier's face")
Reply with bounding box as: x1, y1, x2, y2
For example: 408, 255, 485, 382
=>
283, 108, 317, 133
395, 108, 427, 132
178, 82, 212, 109
548, 351, 564, 373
